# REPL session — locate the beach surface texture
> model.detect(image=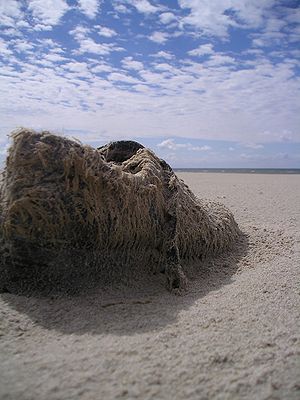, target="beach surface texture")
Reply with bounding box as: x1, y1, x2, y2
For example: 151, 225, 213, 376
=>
0, 172, 299, 400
